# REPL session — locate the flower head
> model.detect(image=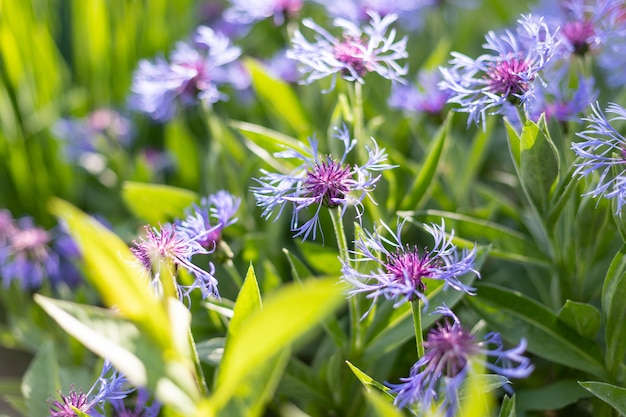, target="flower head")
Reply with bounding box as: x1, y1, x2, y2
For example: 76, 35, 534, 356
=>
110, 388, 161, 417
439, 14, 559, 127
49, 361, 132, 417
287, 11, 407, 90
131, 223, 219, 302
389, 69, 452, 116
387, 305, 533, 417
251, 126, 393, 240
572, 102, 626, 215
224, 0, 304, 25
130, 26, 241, 122
341, 220, 478, 314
